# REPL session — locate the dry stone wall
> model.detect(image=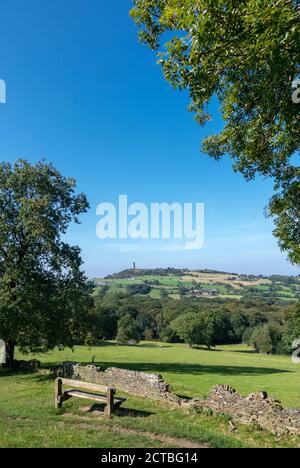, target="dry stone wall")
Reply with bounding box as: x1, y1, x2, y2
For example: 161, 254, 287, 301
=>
182, 385, 300, 437
62, 362, 172, 401
42, 362, 300, 438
